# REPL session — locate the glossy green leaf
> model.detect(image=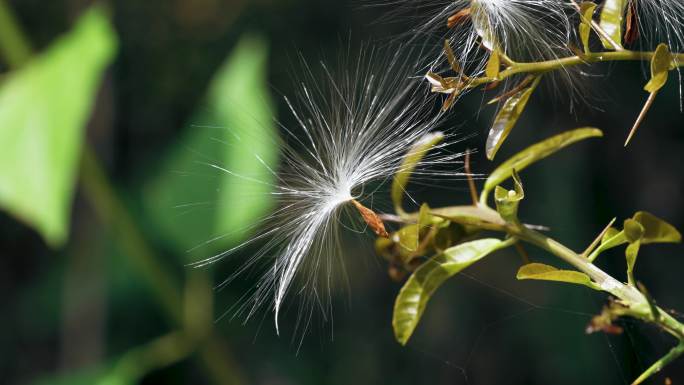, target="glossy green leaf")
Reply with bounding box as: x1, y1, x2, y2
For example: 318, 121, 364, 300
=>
144, 34, 277, 256
517, 263, 599, 290
494, 170, 524, 223
580, 2, 598, 54
644, 44, 673, 93
485, 50, 500, 79
0, 6, 117, 247
392, 132, 444, 214
633, 211, 682, 244
393, 238, 514, 345
486, 76, 541, 160
598, 0, 627, 49
483, 128, 603, 201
